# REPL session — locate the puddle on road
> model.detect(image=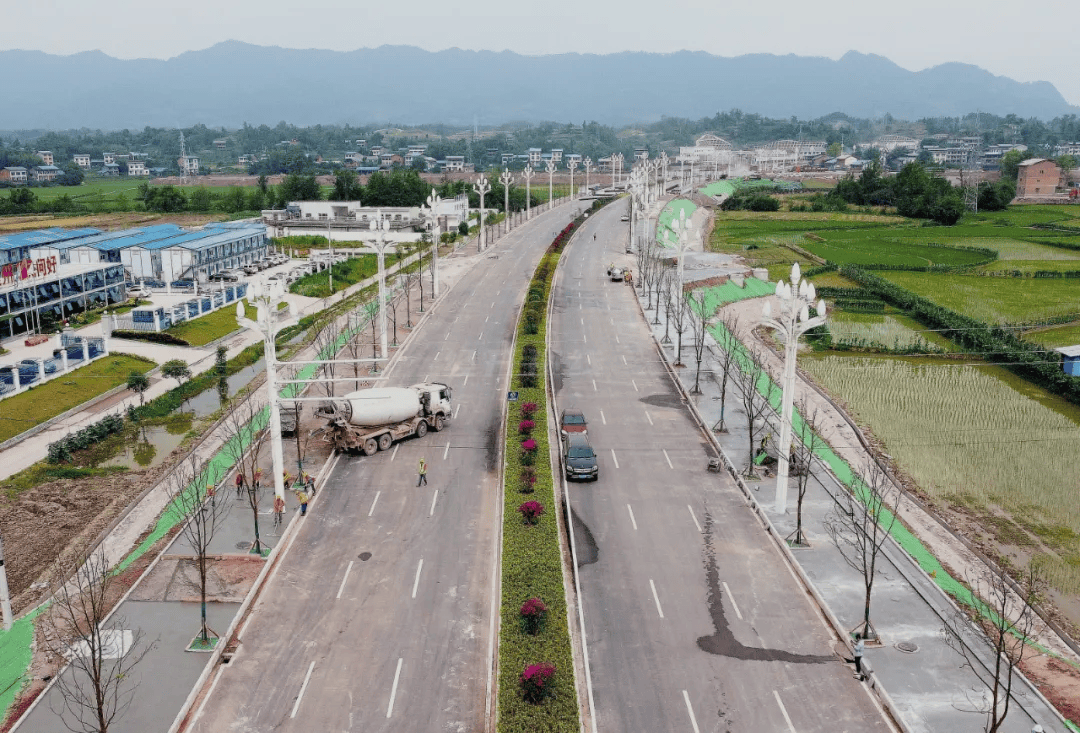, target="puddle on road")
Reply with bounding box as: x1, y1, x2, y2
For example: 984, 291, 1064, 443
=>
570, 508, 598, 567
